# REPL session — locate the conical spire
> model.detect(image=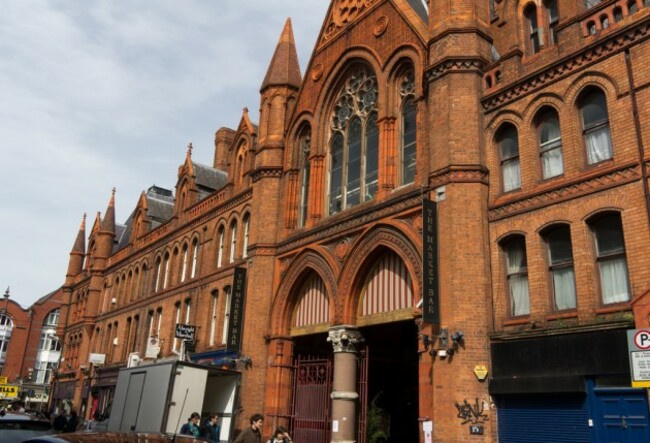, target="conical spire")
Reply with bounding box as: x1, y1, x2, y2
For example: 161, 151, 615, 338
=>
72, 213, 86, 253
261, 18, 302, 92
101, 188, 116, 234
